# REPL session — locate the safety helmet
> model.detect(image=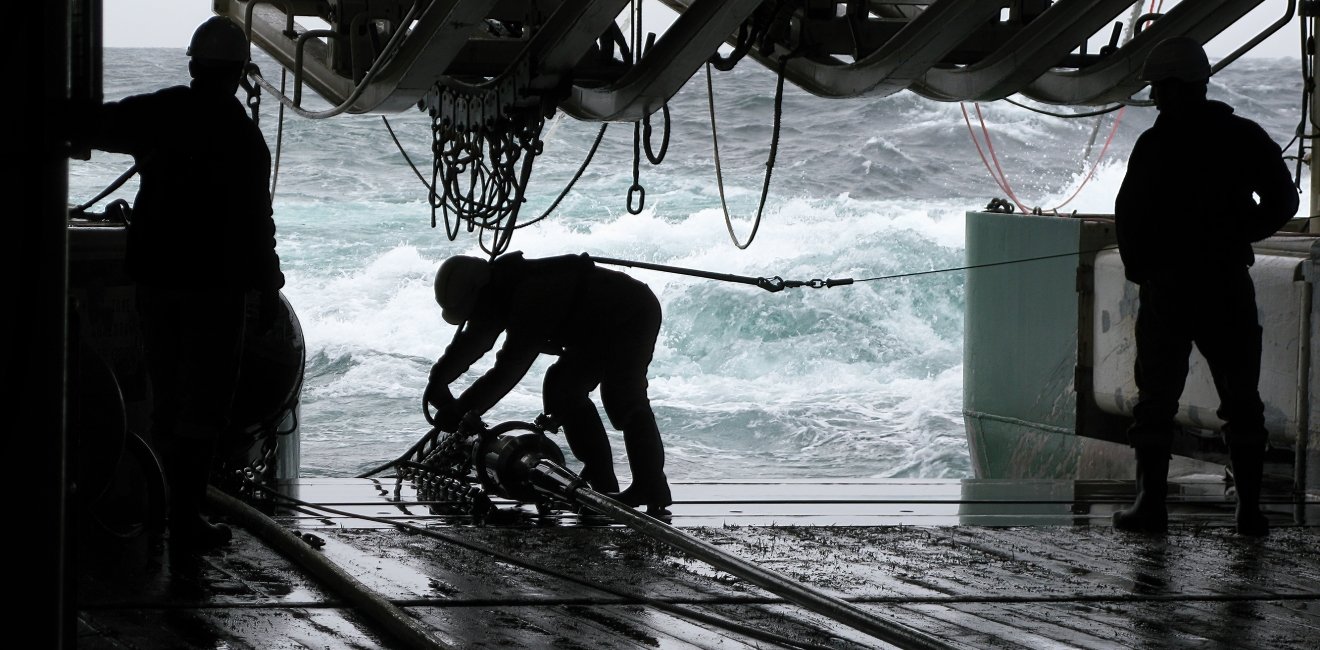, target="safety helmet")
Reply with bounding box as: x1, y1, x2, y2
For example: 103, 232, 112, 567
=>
1141, 36, 1210, 83
434, 256, 491, 325
187, 16, 249, 63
